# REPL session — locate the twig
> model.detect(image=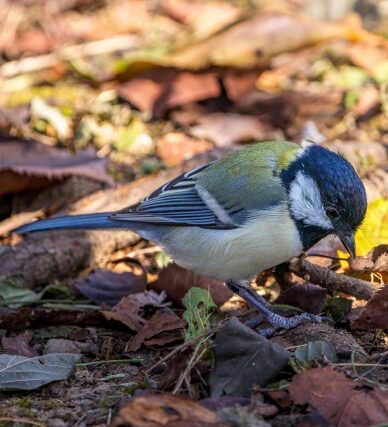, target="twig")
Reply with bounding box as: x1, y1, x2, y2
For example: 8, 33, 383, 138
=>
0, 34, 139, 78
0, 418, 44, 427
76, 358, 143, 367
289, 258, 376, 300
